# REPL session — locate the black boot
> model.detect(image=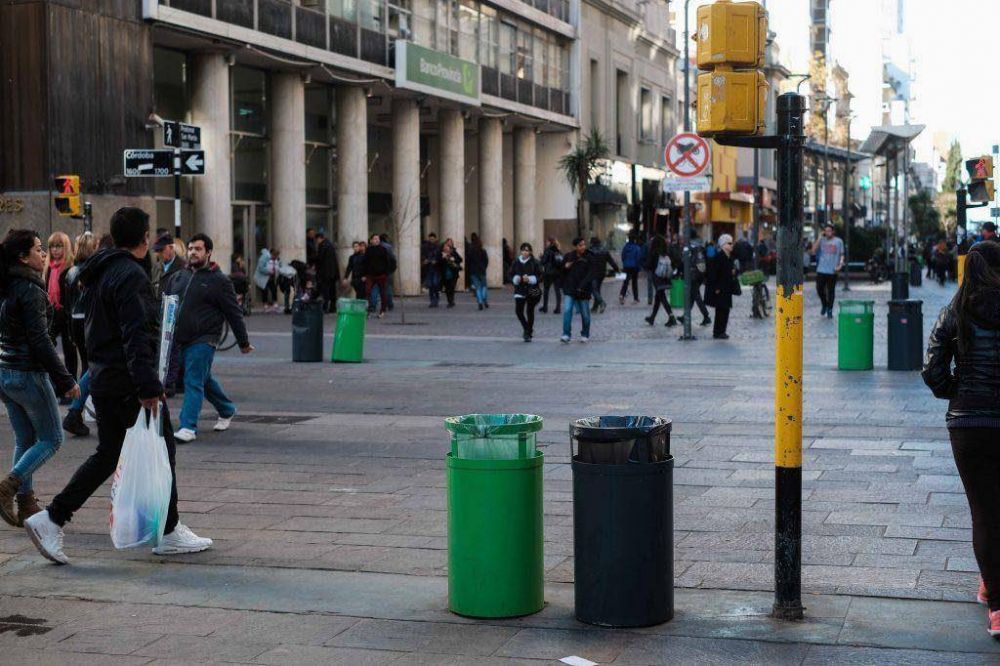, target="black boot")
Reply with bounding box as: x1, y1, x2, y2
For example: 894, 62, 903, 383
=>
62, 409, 90, 437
